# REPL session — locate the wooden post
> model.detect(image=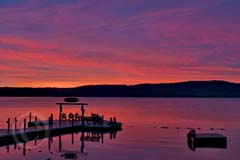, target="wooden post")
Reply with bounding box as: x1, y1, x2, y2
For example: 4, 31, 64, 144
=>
48, 117, 51, 128
24, 119, 26, 131
14, 117, 17, 130
101, 115, 104, 127
7, 118, 10, 132
72, 117, 74, 127
101, 133, 104, 144
34, 116, 37, 128
113, 117, 116, 127
50, 113, 53, 126
59, 104, 62, 125
110, 117, 113, 127
29, 112, 32, 123
81, 104, 85, 126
